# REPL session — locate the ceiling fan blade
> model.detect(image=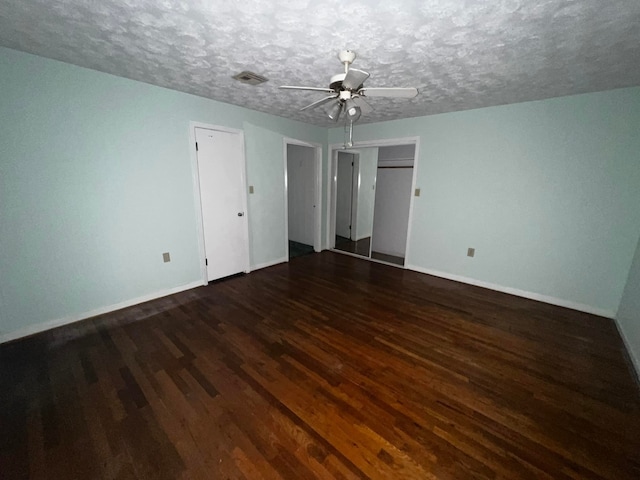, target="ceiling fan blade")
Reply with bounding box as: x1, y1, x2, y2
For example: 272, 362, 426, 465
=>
352, 96, 373, 114
342, 68, 370, 90
359, 87, 418, 98
280, 85, 335, 93
300, 95, 339, 111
